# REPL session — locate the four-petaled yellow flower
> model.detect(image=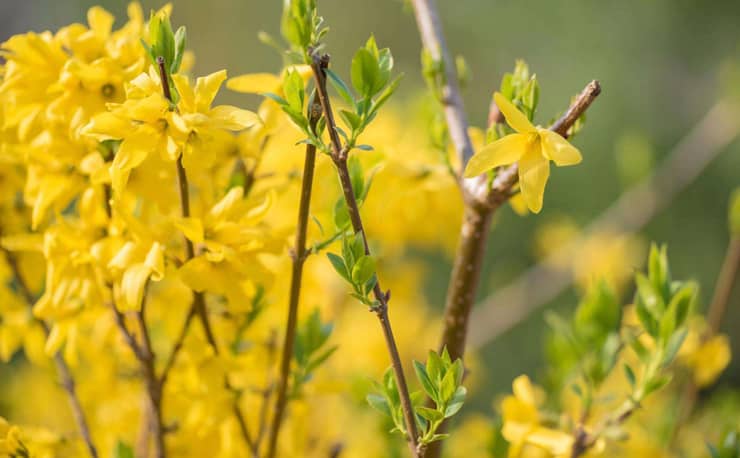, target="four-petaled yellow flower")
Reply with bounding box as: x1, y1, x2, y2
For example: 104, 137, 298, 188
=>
464, 92, 583, 213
